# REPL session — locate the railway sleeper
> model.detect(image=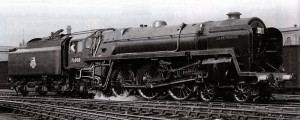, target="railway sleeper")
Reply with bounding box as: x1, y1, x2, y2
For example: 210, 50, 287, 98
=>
162, 110, 176, 116
17, 108, 66, 120
150, 109, 163, 115
119, 106, 131, 112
